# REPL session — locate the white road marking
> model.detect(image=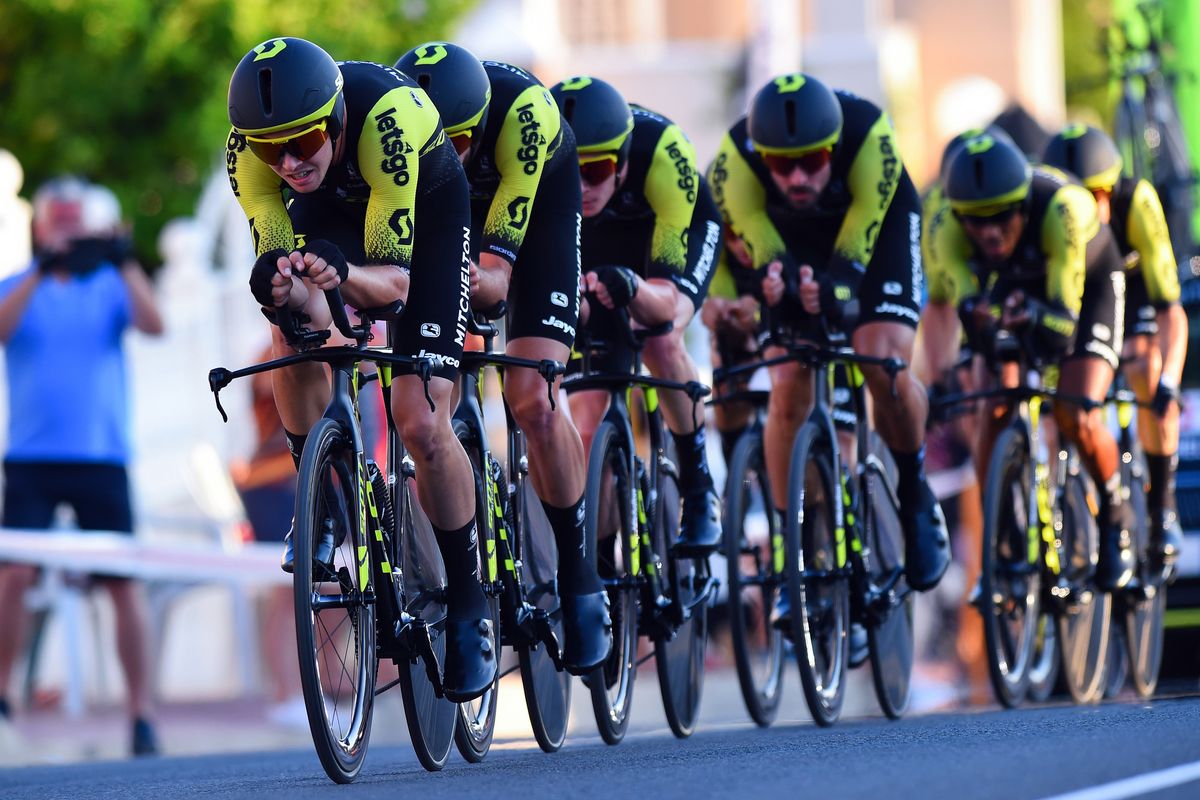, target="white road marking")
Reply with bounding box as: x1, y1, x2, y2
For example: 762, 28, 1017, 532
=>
1038, 760, 1200, 800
